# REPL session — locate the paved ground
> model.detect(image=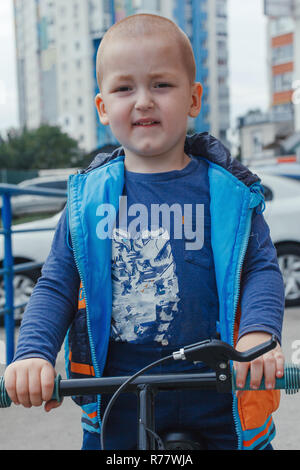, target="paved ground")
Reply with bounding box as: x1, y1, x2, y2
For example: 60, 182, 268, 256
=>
0, 307, 299, 450
269, 306, 300, 451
